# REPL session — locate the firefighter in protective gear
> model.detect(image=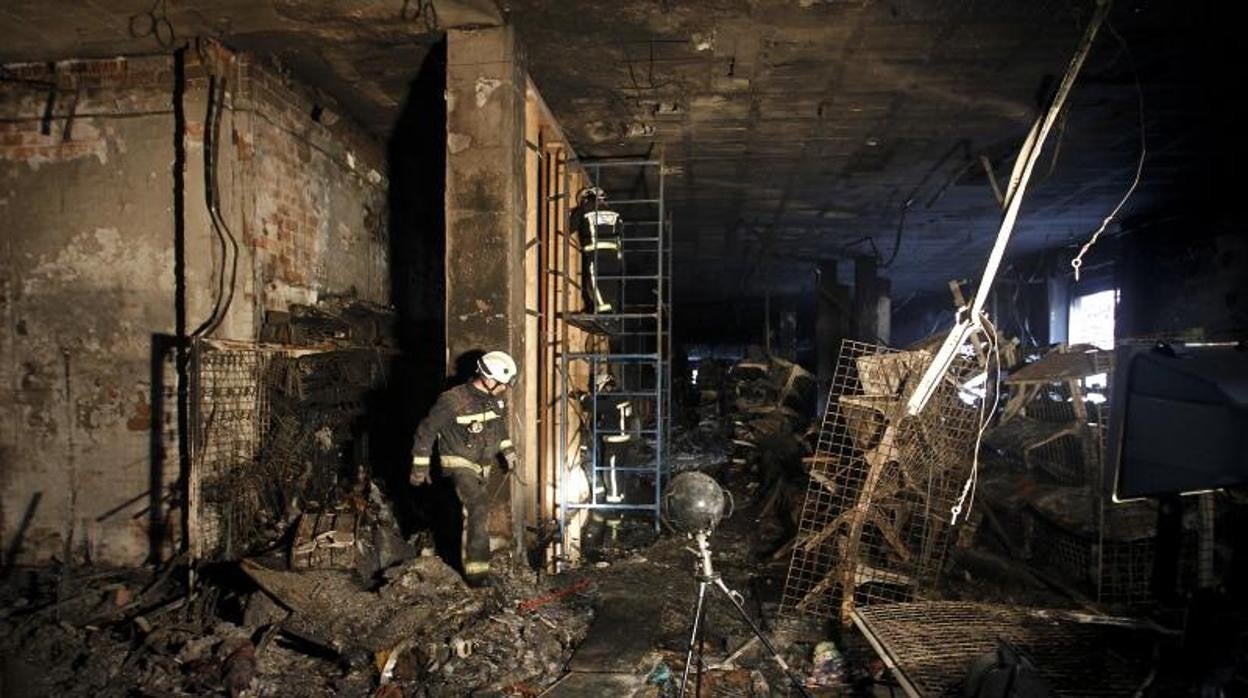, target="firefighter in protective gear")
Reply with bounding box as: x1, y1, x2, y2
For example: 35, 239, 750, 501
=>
592, 371, 636, 503
573, 187, 622, 313
410, 351, 518, 587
